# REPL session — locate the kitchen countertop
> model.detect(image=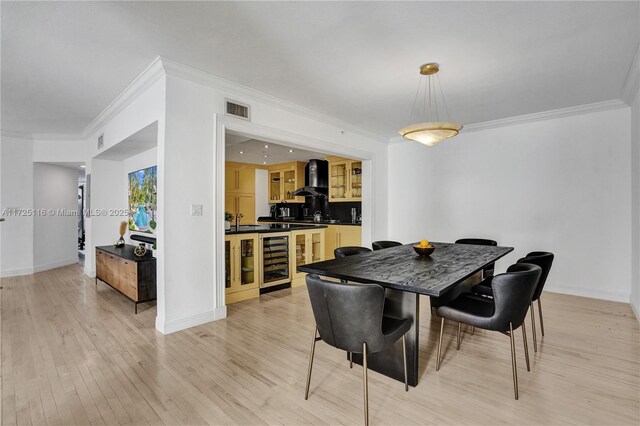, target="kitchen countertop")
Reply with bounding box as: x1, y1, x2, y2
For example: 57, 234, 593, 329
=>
225, 223, 328, 235
257, 217, 362, 226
